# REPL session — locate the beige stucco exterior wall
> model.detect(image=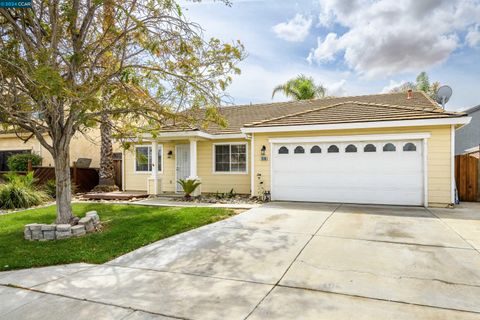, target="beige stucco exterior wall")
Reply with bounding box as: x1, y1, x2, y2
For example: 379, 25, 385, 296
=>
123, 139, 251, 194
0, 128, 107, 168
252, 125, 453, 206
